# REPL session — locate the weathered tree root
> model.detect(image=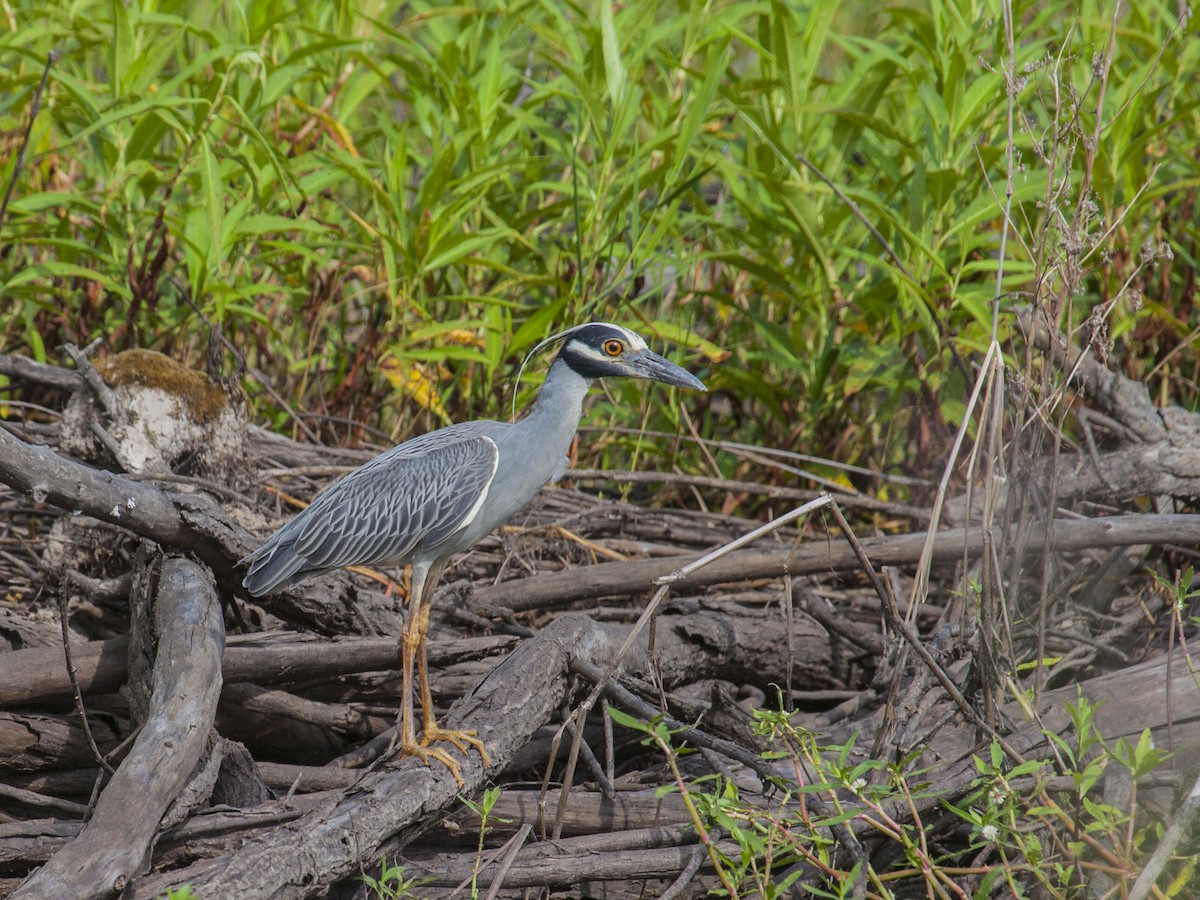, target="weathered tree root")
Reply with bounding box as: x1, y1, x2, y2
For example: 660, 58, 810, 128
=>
11, 558, 223, 899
